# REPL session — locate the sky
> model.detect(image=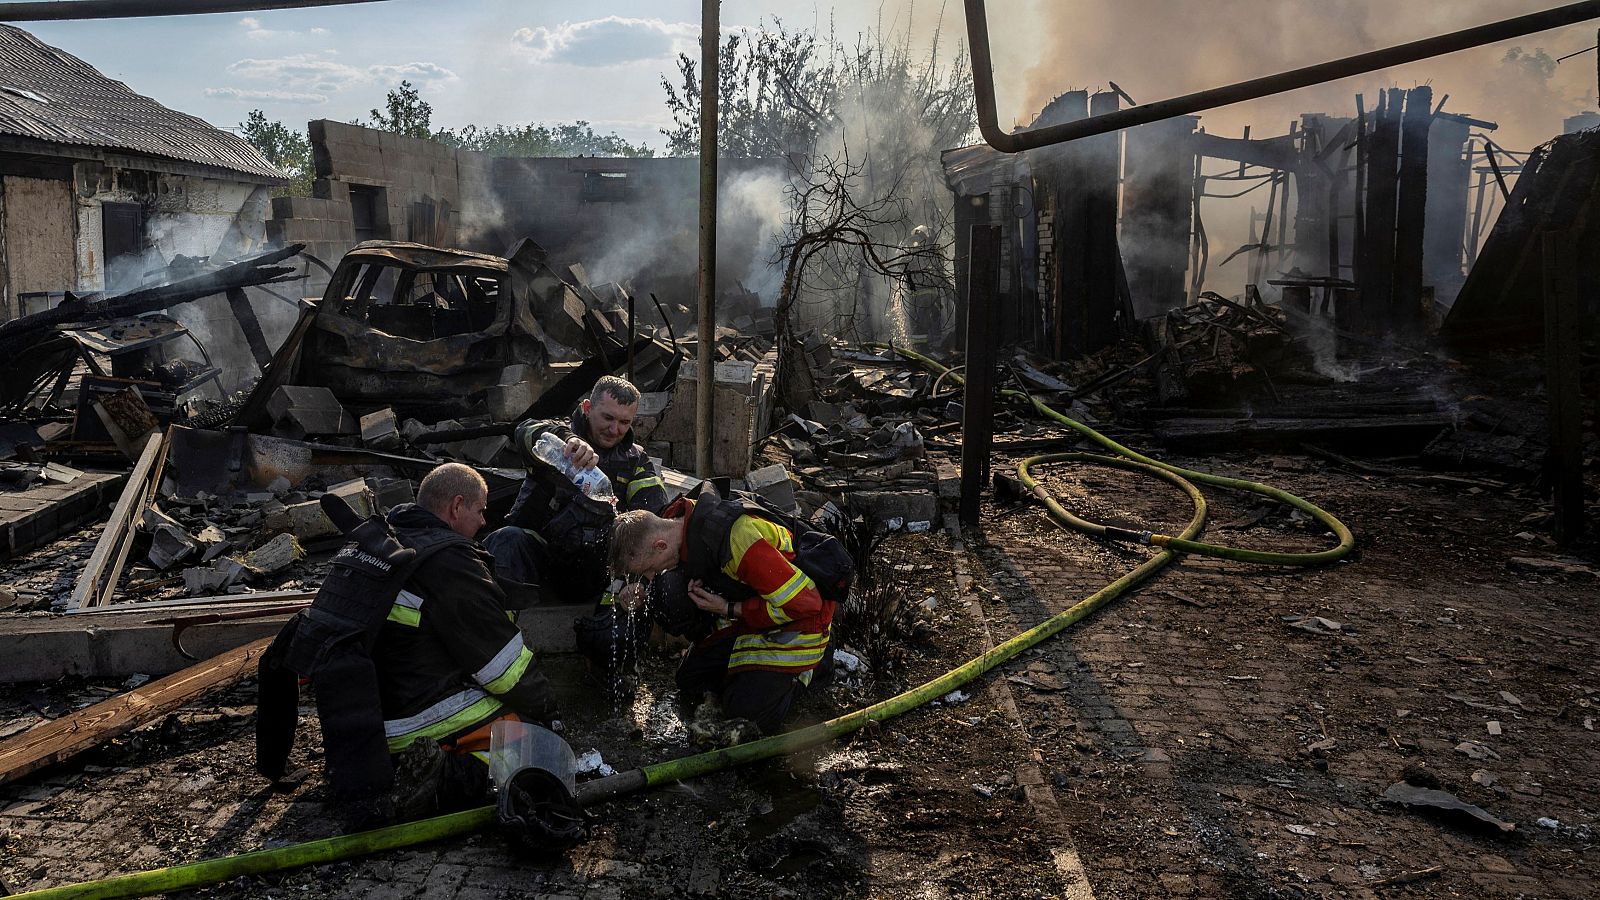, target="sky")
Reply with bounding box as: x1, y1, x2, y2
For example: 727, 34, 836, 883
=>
22, 0, 1001, 151
18, 1, 1600, 154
